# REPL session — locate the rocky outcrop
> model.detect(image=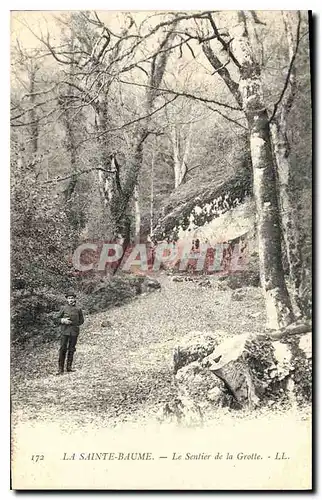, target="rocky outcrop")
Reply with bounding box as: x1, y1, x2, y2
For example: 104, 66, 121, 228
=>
173, 330, 224, 374
169, 328, 312, 417
153, 167, 252, 242
175, 361, 225, 403
219, 270, 260, 289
